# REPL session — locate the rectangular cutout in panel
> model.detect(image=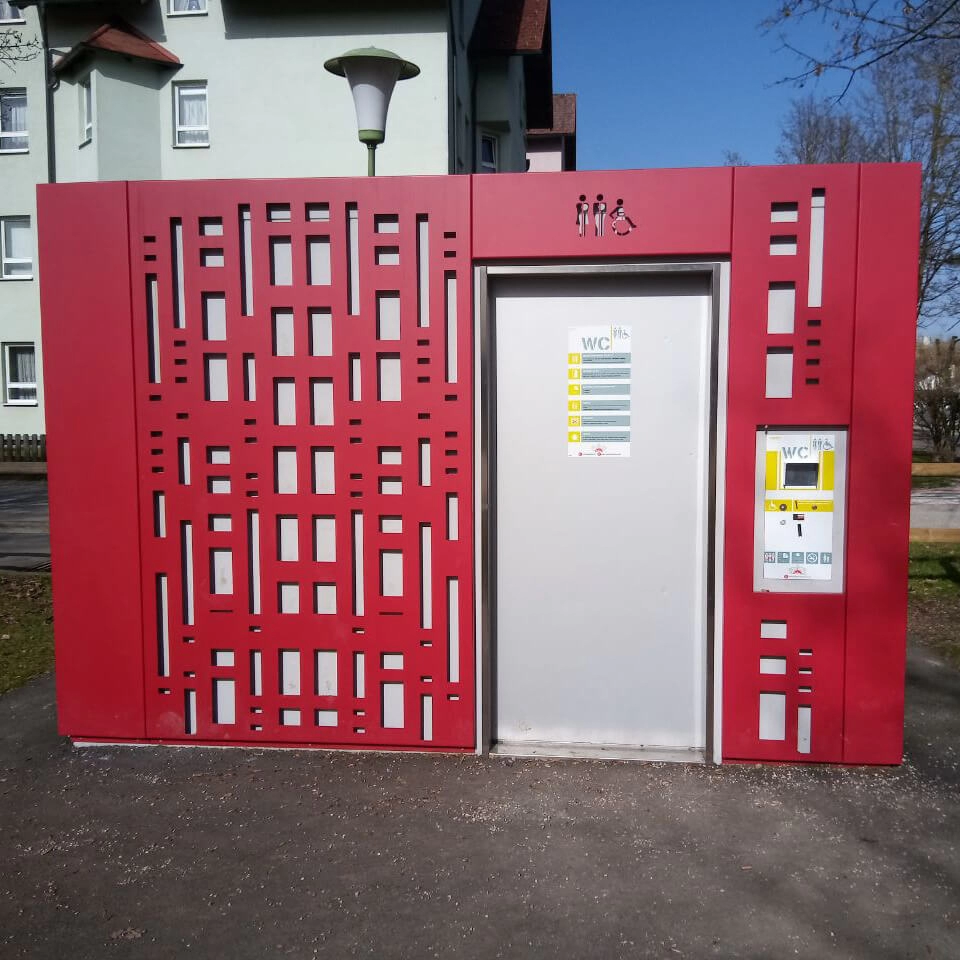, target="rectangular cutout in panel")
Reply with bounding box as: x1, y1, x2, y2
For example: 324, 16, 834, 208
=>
380, 550, 403, 597
211, 548, 233, 595
146, 275, 161, 383
243, 354, 256, 401
178, 438, 191, 485
308, 237, 332, 285
156, 574, 169, 677
278, 515, 299, 562
316, 710, 337, 727
378, 354, 401, 402
352, 511, 365, 616
205, 354, 229, 402
797, 705, 812, 754
421, 694, 433, 741
765, 348, 793, 399
349, 354, 362, 401
314, 583, 337, 614
770, 201, 799, 223
272, 308, 295, 356
382, 682, 404, 728
381, 516, 402, 534
280, 709, 301, 726
311, 379, 334, 426
808, 189, 825, 308
171, 218, 185, 328
185, 689, 197, 735
267, 203, 291, 222
760, 656, 787, 675
153, 492, 167, 538
274, 378, 296, 426
447, 578, 460, 682
759, 692, 786, 741
445, 272, 458, 383
420, 524, 433, 630
417, 215, 430, 327
346, 203, 359, 315
306, 203, 329, 222
315, 650, 337, 696
760, 620, 788, 640
446, 494, 459, 541
380, 478, 402, 496
377, 292, 401, 340
309, 308, 332, 356
270, 237, 293, 286
213, 679, 236, 725
248, 510, 261, 615
353, 651, 365, 698
210, 515, 232, 533
208, 446, 230, 465
209, 477, 231, 495
770, 235, 798, 256
200, 217, 223, 237
239, 205, 253, 316
279, 582, 300, 614
382, 653, 403, 670
201, 248, 225, 268
419, 439, 431, 486
180, 522, 194, 626
312, 447, 335, 494
767, 282, 795, 335
212, 649, 234, 667
375, 214, 400, 233
375, 246, 400, 266
313, 516, 336, 562
280, 650, 301, 696
379, 447, 402, 465
250, 649, 262, 695
275, 448, 298, 494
